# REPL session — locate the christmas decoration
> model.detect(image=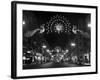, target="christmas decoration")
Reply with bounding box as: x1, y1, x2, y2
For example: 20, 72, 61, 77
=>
45, 15, 72, 34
